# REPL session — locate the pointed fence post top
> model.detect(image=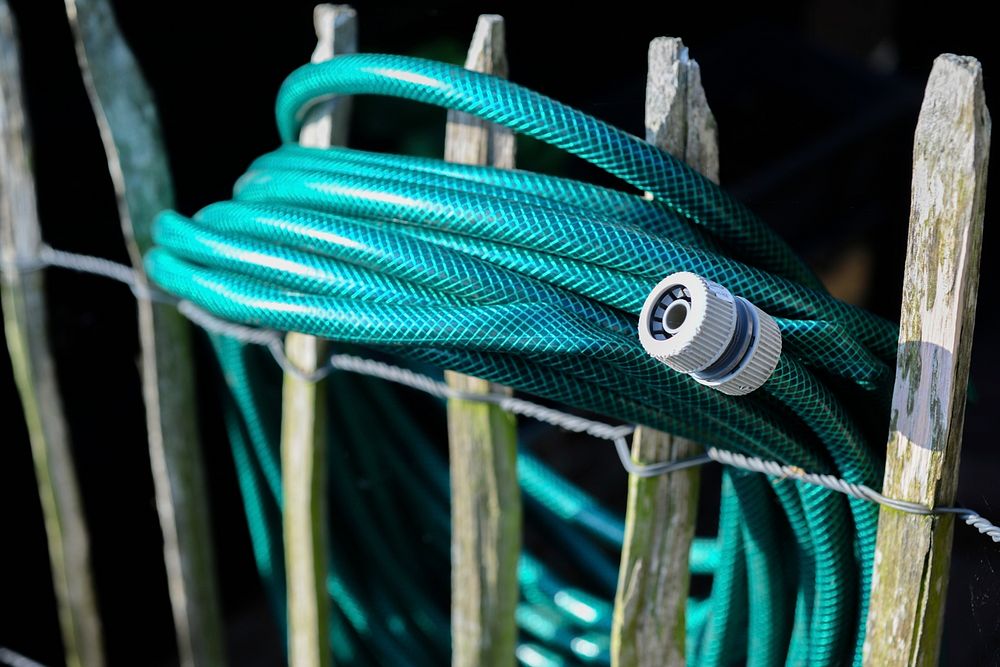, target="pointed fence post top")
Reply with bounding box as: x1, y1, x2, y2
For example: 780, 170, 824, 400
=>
646, 37, 719, 183
299, 4, 358, 149
464, 15, 507, 74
